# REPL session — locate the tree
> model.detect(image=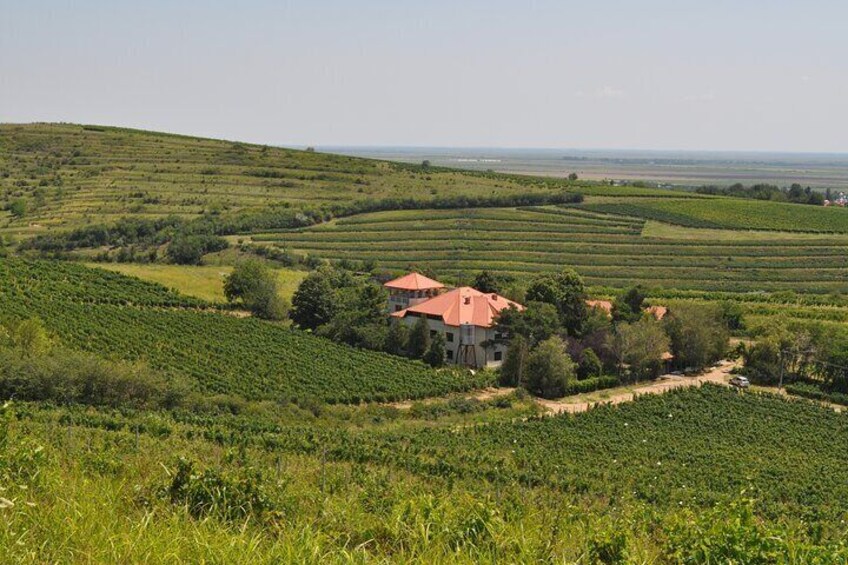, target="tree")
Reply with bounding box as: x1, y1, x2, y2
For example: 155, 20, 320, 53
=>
525, 269, 588, 336
525, 337, 576, 399
290, 271, 337, 330
166, 234, 228, 265
494, 302, 560, 348
421, 160, 431, 169
664, 304, 729, 370
612, 316, 669, 381
500, 335, 529, 387
408, 316, 431, 359
567, 172, 579, 181
474, 270, 501, 294
424, 333, 446, 367
611, 286, 646, 322
719, 300, 745, 331
578, 348, 603, 380
10, 318, 52, 358
224, 260, 287, 320
385, 319, 410, 356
